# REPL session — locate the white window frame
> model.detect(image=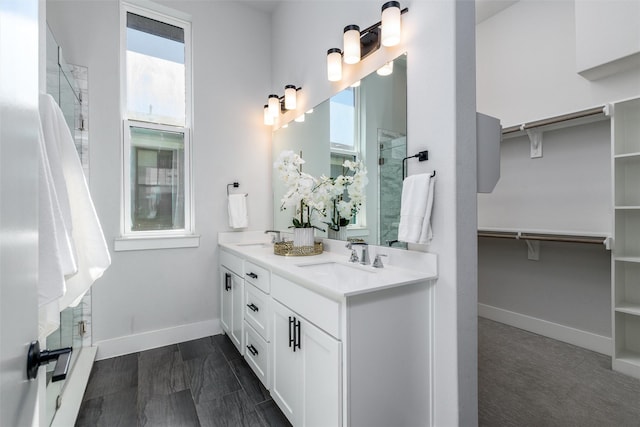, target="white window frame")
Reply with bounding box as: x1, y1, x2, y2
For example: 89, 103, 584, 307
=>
117, 1, 197, 251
